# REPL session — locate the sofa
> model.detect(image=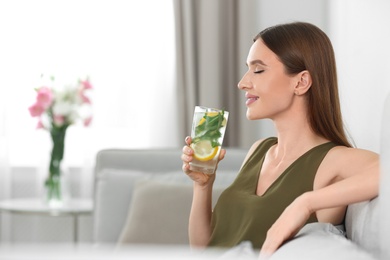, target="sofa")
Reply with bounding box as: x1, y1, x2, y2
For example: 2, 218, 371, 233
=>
0, 96, 387, 259
93, 148, 247, 246
92, 106, 390, 260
